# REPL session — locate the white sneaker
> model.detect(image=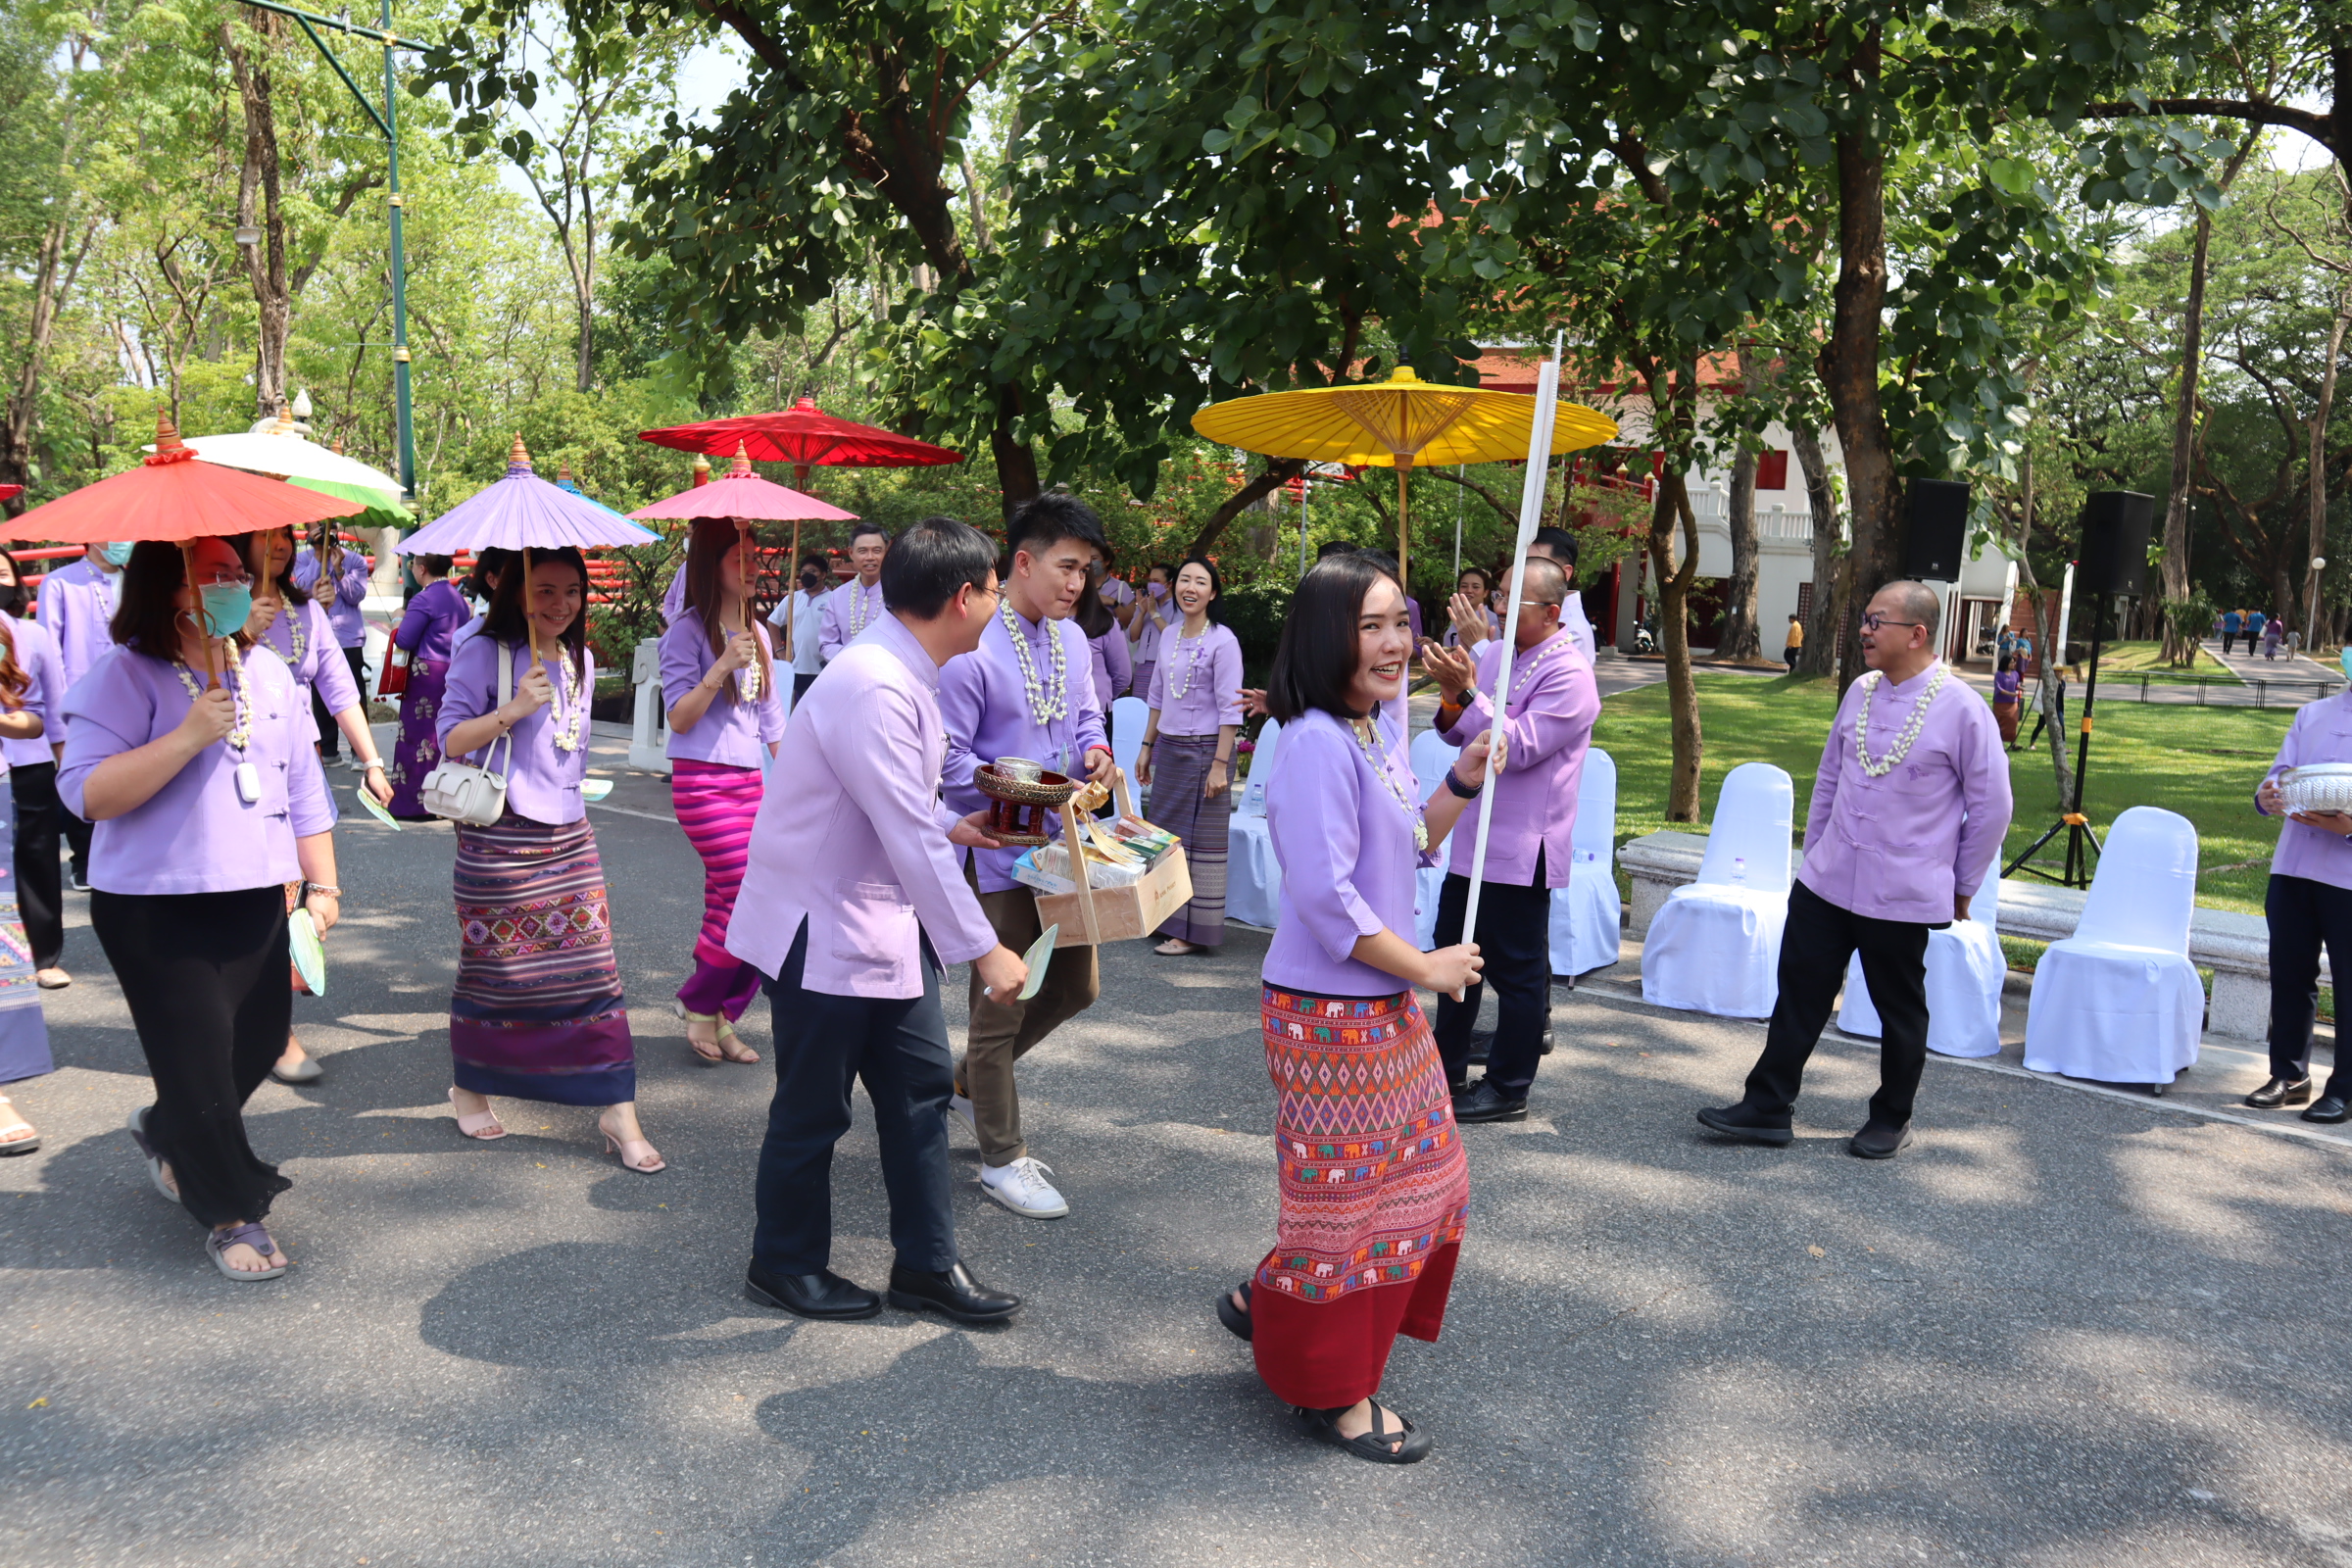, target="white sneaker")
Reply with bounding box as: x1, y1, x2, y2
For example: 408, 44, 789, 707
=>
980, 1156, 1069, 1219
947, 1093, 976, 1132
